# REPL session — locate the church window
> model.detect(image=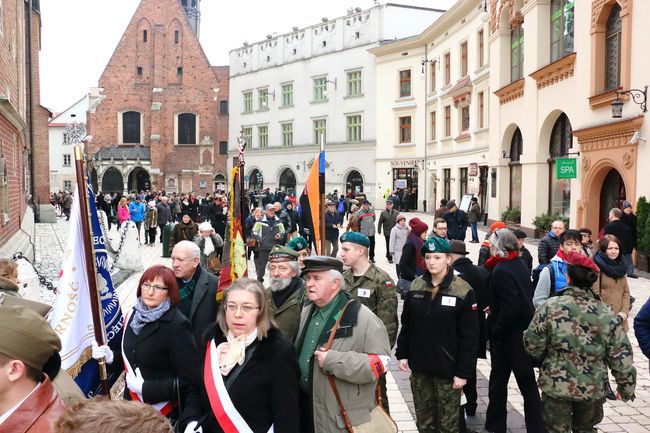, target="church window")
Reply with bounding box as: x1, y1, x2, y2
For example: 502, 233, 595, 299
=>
122, 111, 141, 144
178, 113, 197, 145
